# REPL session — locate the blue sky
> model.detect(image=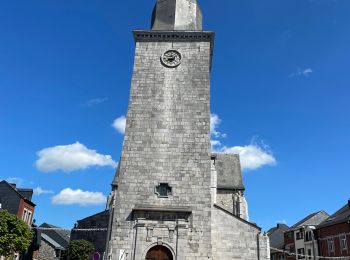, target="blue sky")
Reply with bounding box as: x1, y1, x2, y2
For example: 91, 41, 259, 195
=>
1, 0, 349, 230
